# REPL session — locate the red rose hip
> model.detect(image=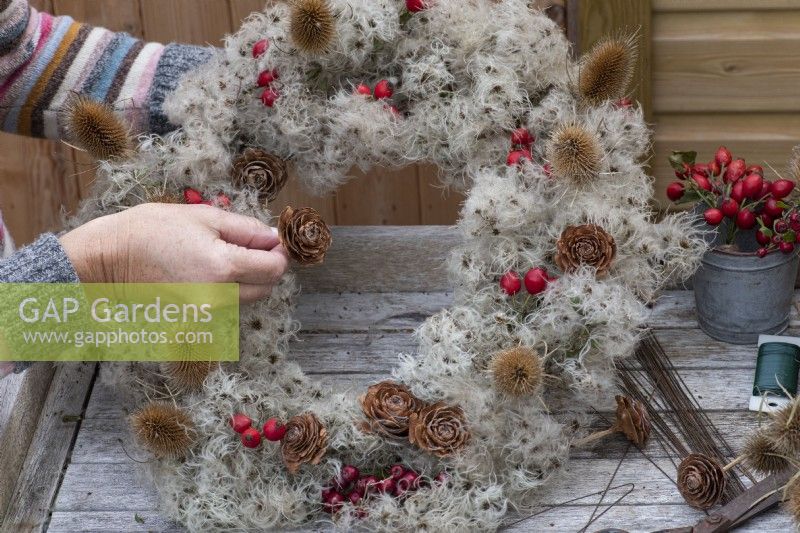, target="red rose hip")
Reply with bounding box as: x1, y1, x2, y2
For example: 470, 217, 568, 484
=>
506, 149, 532, 166
355, 83, 372, 96
741, 174, 763, 199
703, 208, 723, 226
373, 79, 393, 100
511, 128, 534, 147
691, 174, 712, 191
230, 413, 252, 433
715, 146, 732, 167
720, 199, 739, 218
260, 88, 279, 107
406, 0, 427, 11
524, 268, 549, 295
241, 427, 262, 448
771, 179, 795, 199
666, 181, 684, 201
723, 158, 746, 183
756, 229, 771, 246
257, 69, 277, 87
736, 209, 756, 230
780, 241, 796, 254
262, 418, 287, 441
252, 38, 269, 58
500, 271, 522, 295
183, 187, 204, 204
